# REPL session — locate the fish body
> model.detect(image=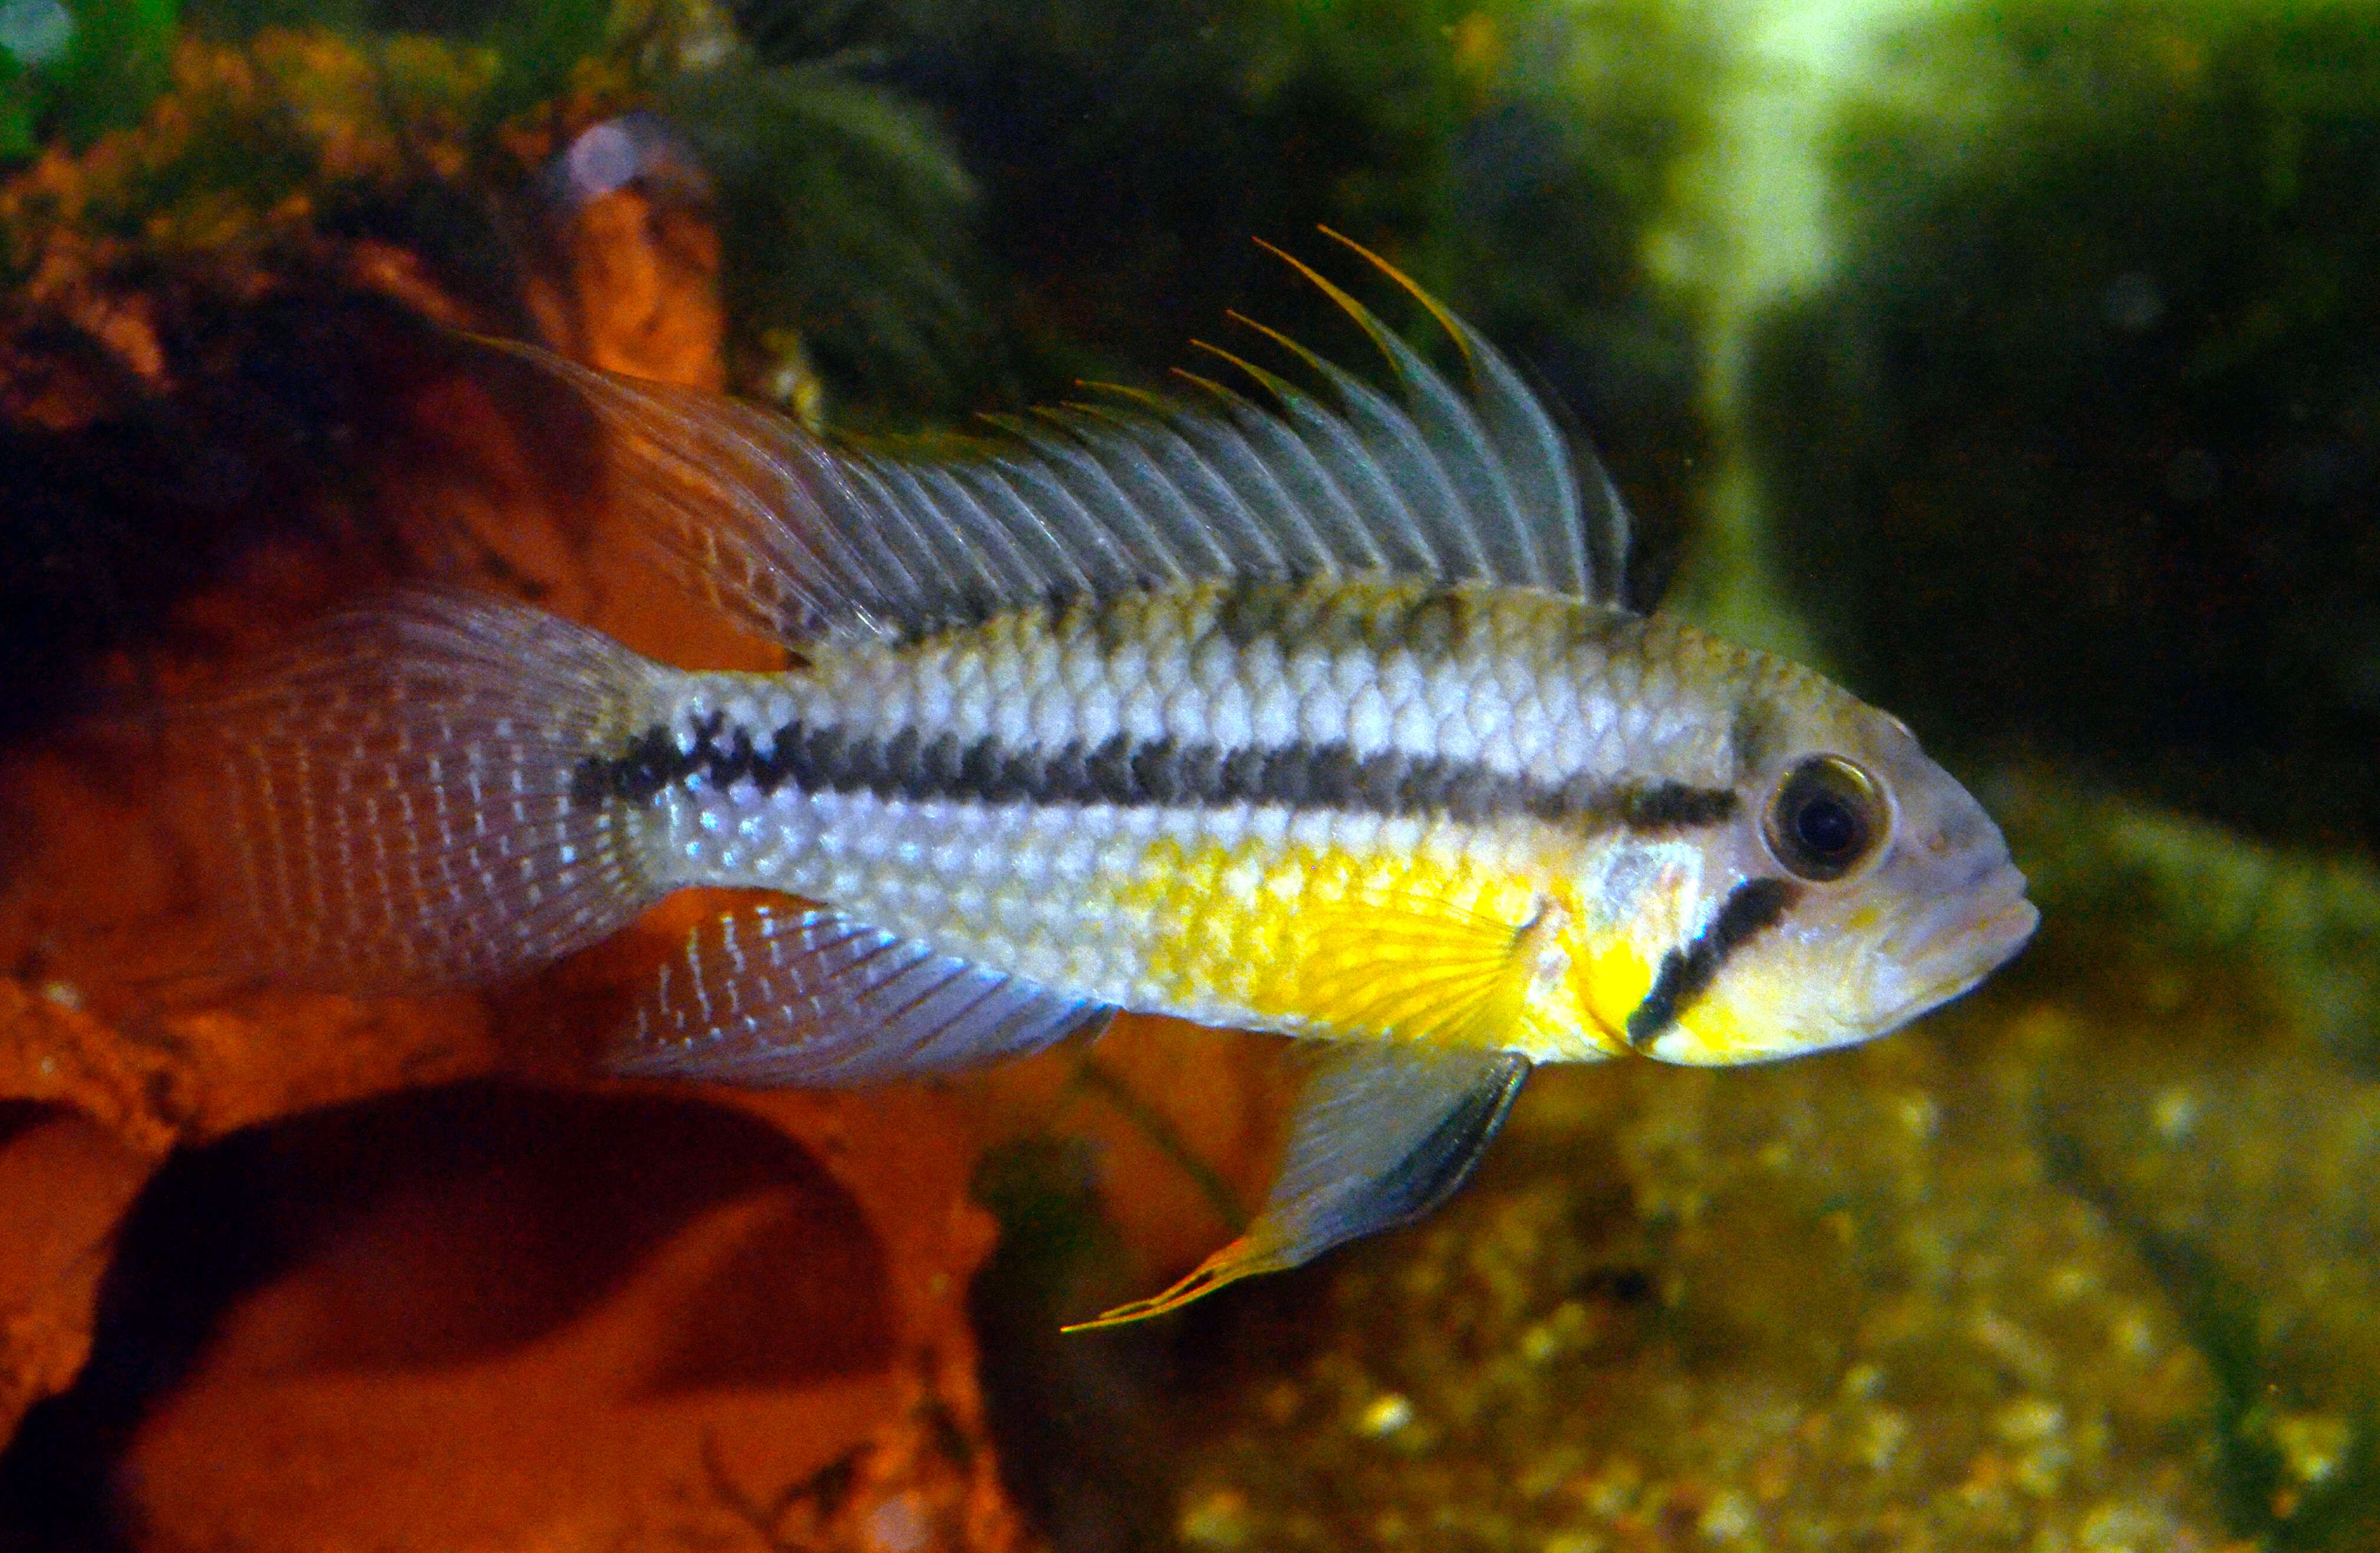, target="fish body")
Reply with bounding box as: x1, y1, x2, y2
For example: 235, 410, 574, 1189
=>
205, 243, 2036, 1322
